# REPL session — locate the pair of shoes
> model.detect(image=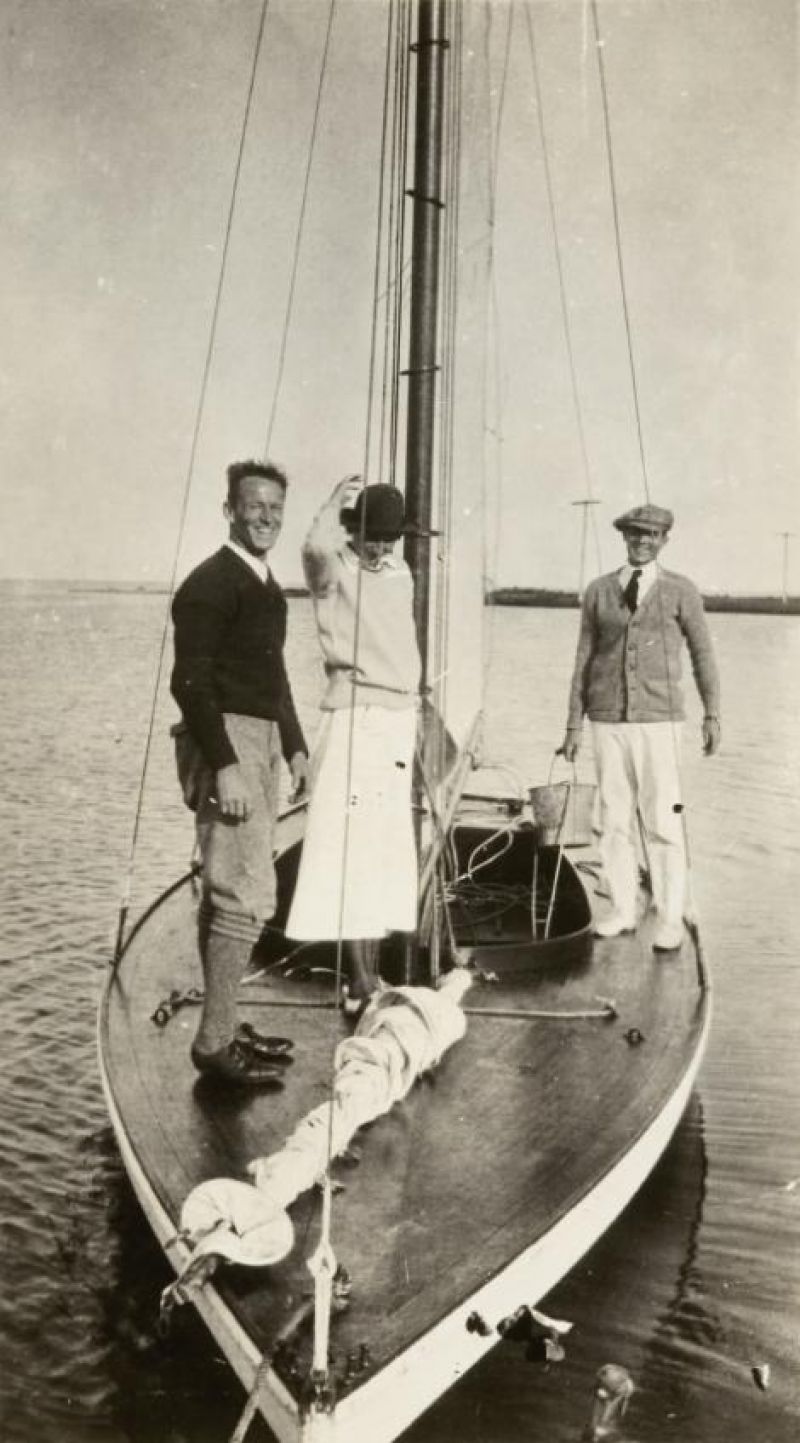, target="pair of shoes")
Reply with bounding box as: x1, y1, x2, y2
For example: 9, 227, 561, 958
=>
235, 1023, 294, 1064
593, 913, 636, 939
191, 1037, 286, 1089
652, 924, 683, 953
